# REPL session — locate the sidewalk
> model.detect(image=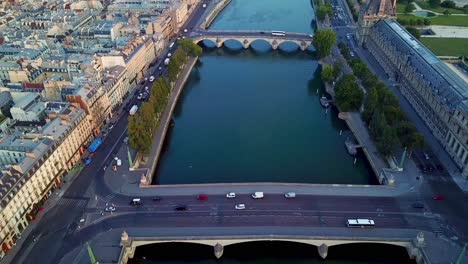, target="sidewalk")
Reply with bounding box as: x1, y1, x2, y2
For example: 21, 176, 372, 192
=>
0, 163, 84, 264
